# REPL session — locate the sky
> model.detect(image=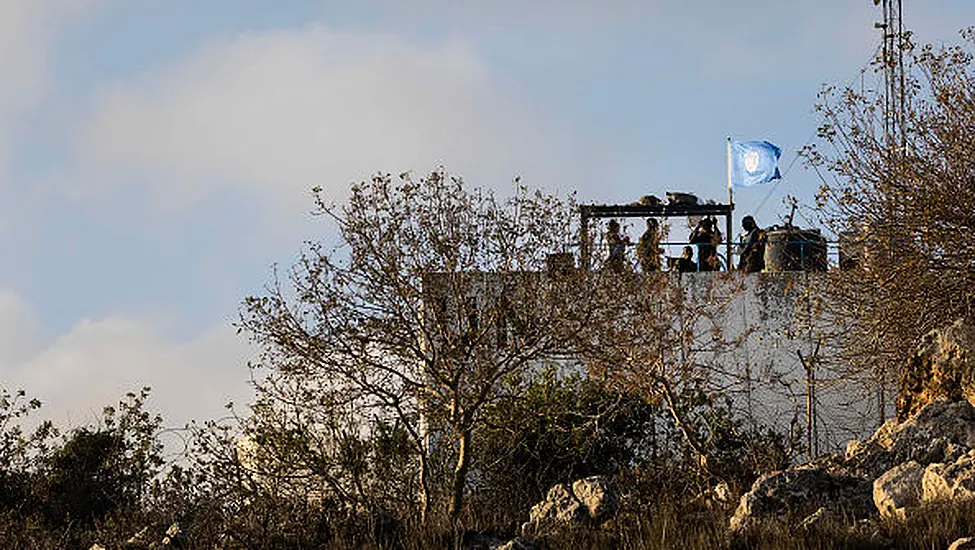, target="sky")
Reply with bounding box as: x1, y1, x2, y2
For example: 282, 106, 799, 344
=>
0, 0, 971, 432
